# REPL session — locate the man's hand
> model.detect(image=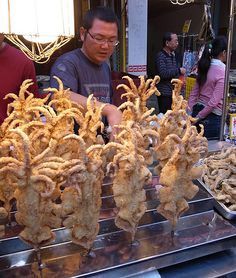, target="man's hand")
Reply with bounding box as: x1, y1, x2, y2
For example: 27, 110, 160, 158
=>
70, 91, 122, 139
179, 67, 186, 75
103, 104, 122, 140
